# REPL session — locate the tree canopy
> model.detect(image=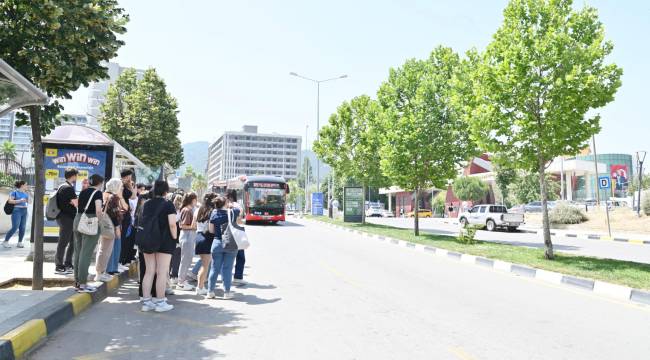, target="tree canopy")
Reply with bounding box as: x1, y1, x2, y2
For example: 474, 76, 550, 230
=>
101, 68, 184, 168
452, 176, 488, 204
